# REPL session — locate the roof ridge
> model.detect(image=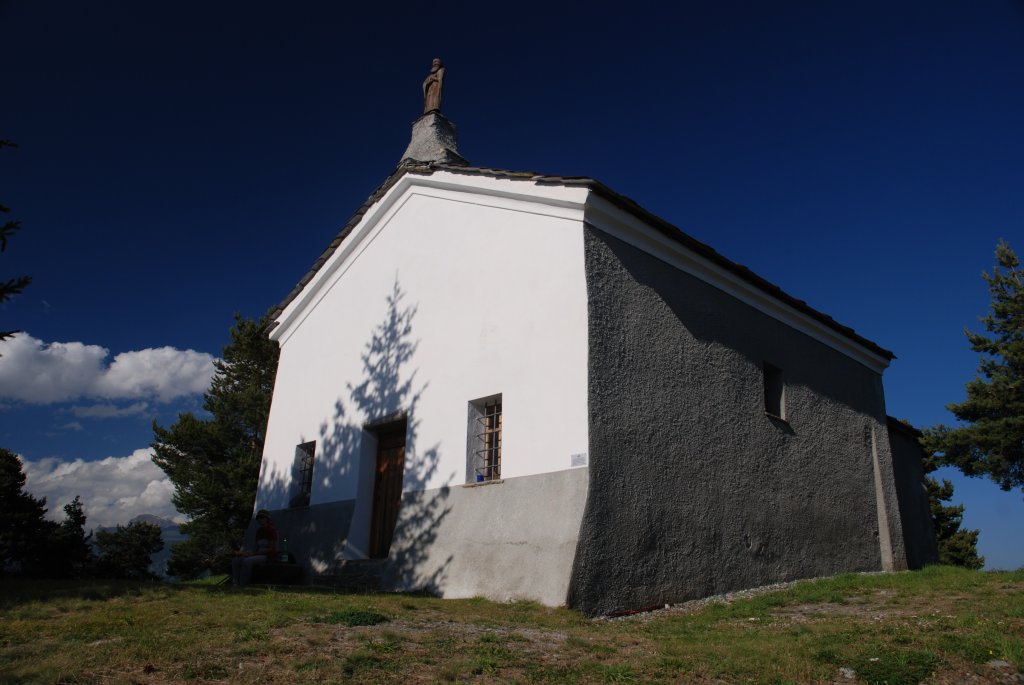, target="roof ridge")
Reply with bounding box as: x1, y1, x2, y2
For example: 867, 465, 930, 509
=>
267, 164, 893, 362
